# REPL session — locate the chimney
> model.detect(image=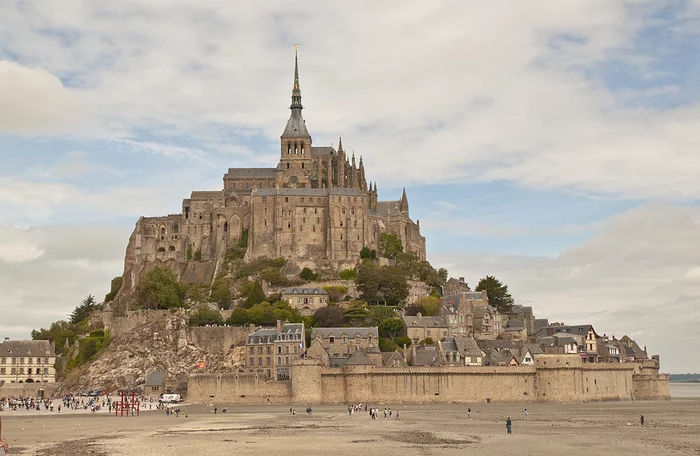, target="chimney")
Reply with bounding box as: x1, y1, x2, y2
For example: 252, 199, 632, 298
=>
644, 346, 647, 353
459, 277, 465, 284
277, 320, 284, 332
416, 312, 422, 318
3, 337, 8, 341
249, 323, 255, 333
